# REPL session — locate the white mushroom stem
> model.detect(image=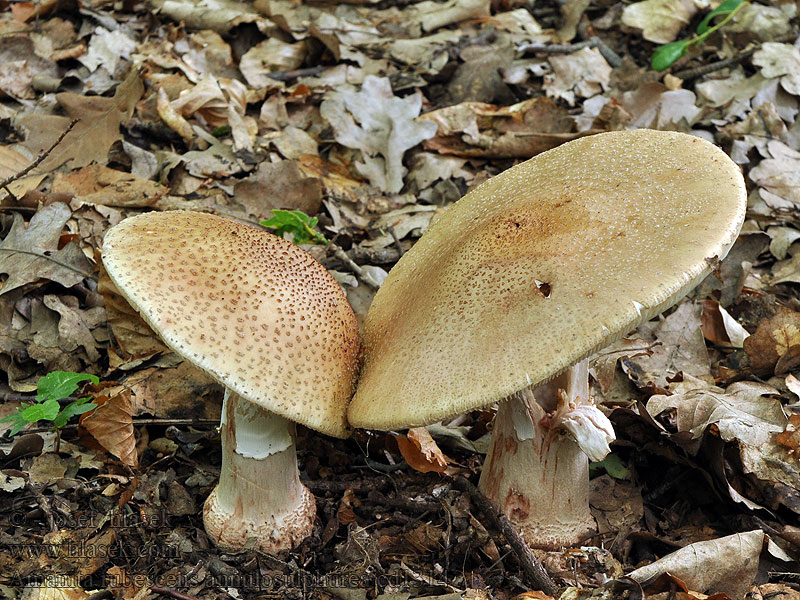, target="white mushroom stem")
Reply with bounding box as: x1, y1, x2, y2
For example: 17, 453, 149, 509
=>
203, 390, 316, 553
478, 359, 615, 549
